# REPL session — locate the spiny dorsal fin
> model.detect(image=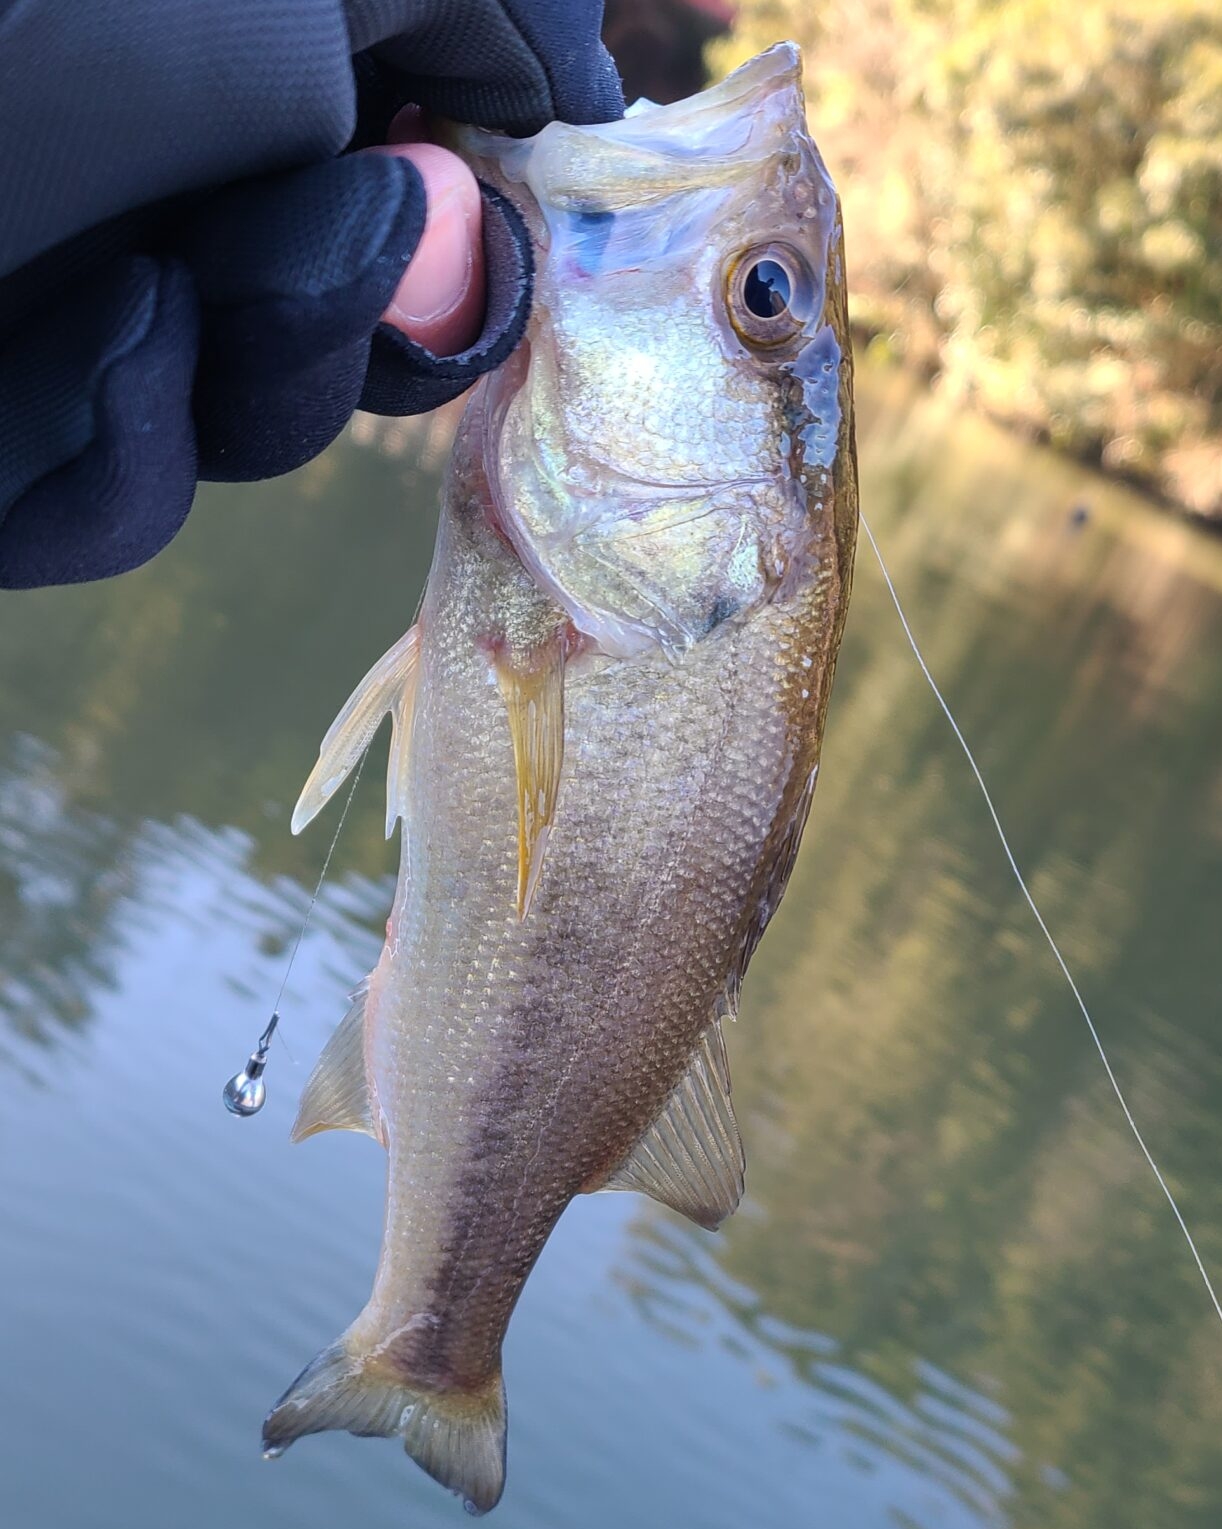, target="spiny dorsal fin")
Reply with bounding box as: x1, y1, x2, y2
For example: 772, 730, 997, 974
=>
600, 1021, 744, 1230
725, 763, 820, 1017
293, 625, 420, 839
494, 639, 565, 919
291, 981, 383, 1144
